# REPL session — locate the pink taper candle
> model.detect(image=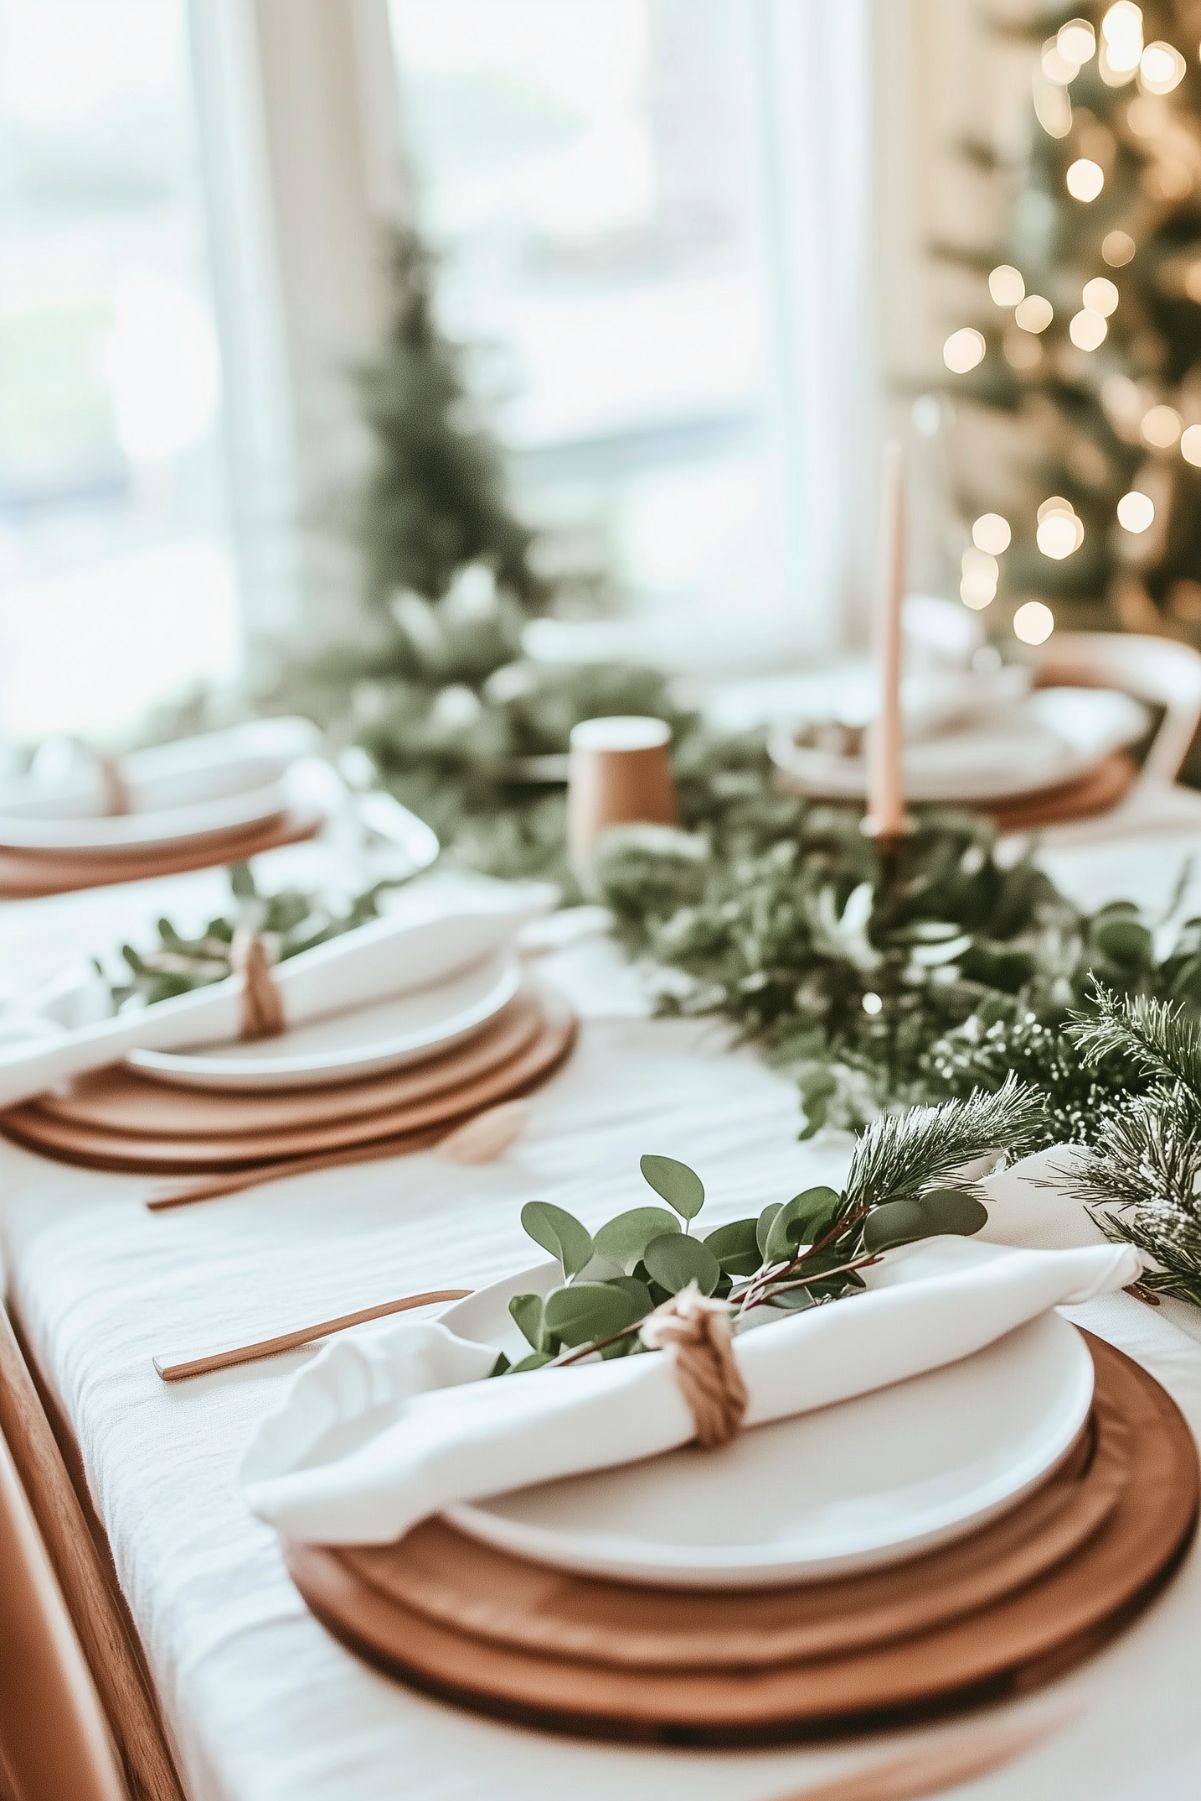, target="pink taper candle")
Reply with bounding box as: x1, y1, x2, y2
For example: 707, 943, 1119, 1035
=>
866, 441, 907, 838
